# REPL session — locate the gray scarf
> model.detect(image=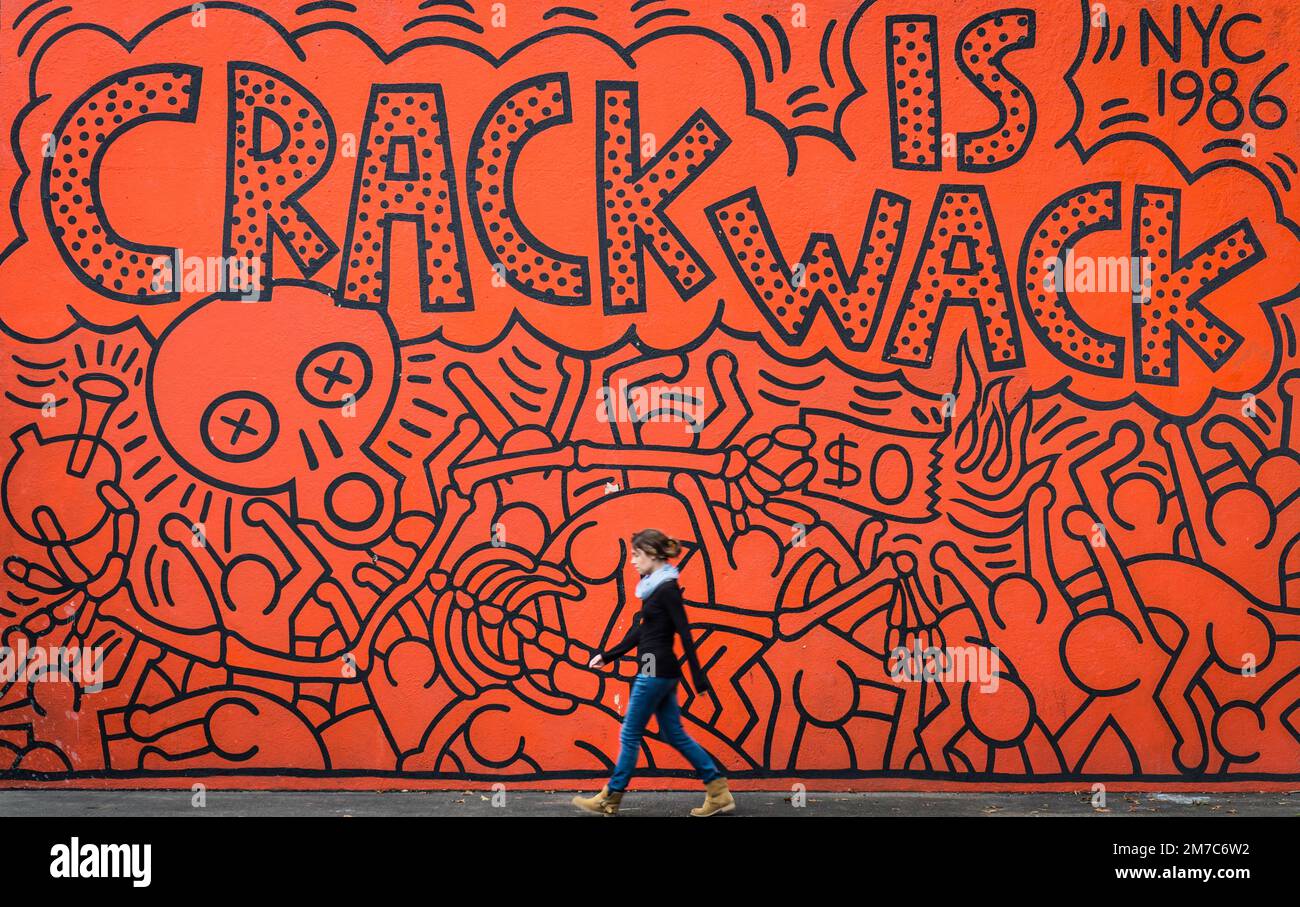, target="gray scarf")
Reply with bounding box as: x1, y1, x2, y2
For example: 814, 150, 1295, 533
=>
635, 563, 679, 600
